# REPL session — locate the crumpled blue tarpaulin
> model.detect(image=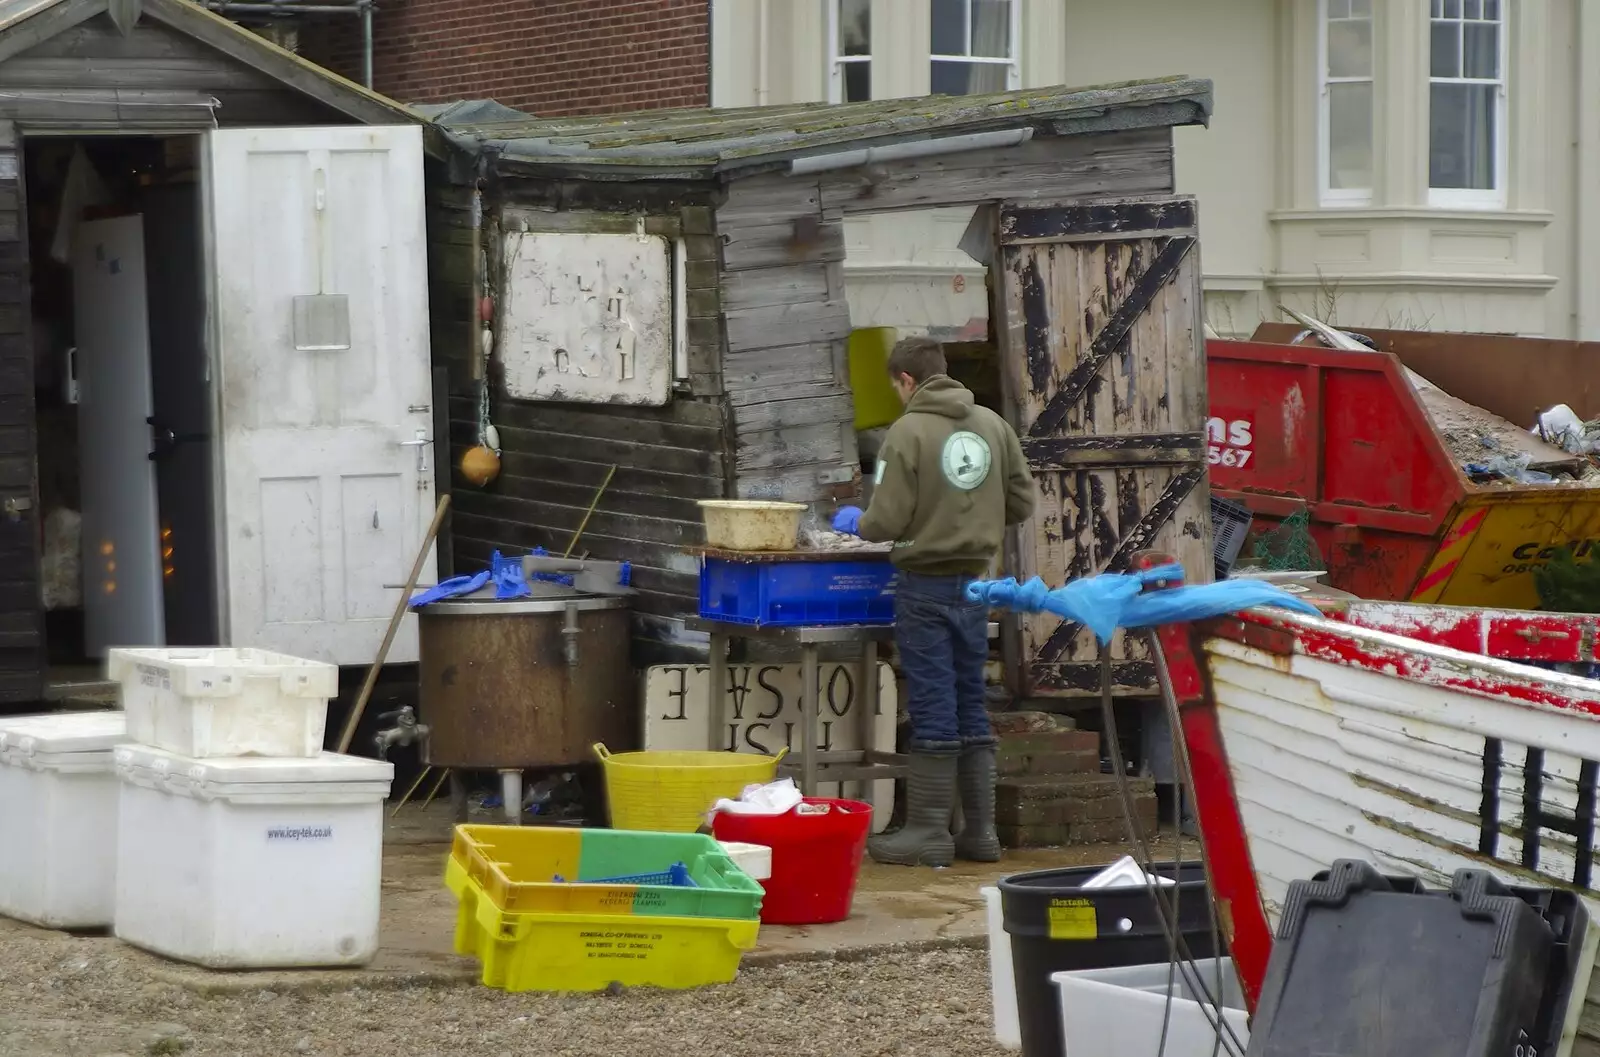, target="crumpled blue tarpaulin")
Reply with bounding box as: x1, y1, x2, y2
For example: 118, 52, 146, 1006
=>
964, 562, 1322, 647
